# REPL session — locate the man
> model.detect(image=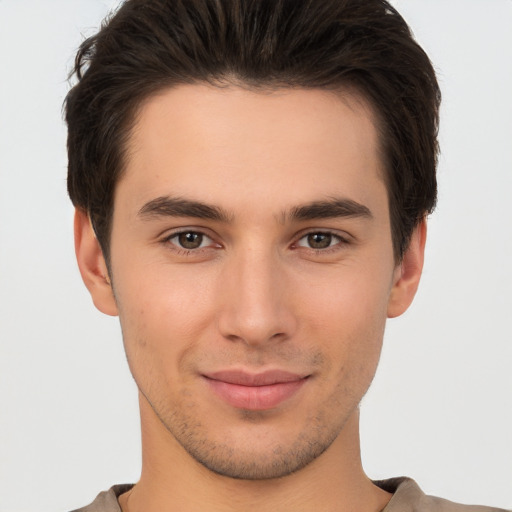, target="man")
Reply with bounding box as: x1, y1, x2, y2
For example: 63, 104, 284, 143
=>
65, 1, 507, 511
